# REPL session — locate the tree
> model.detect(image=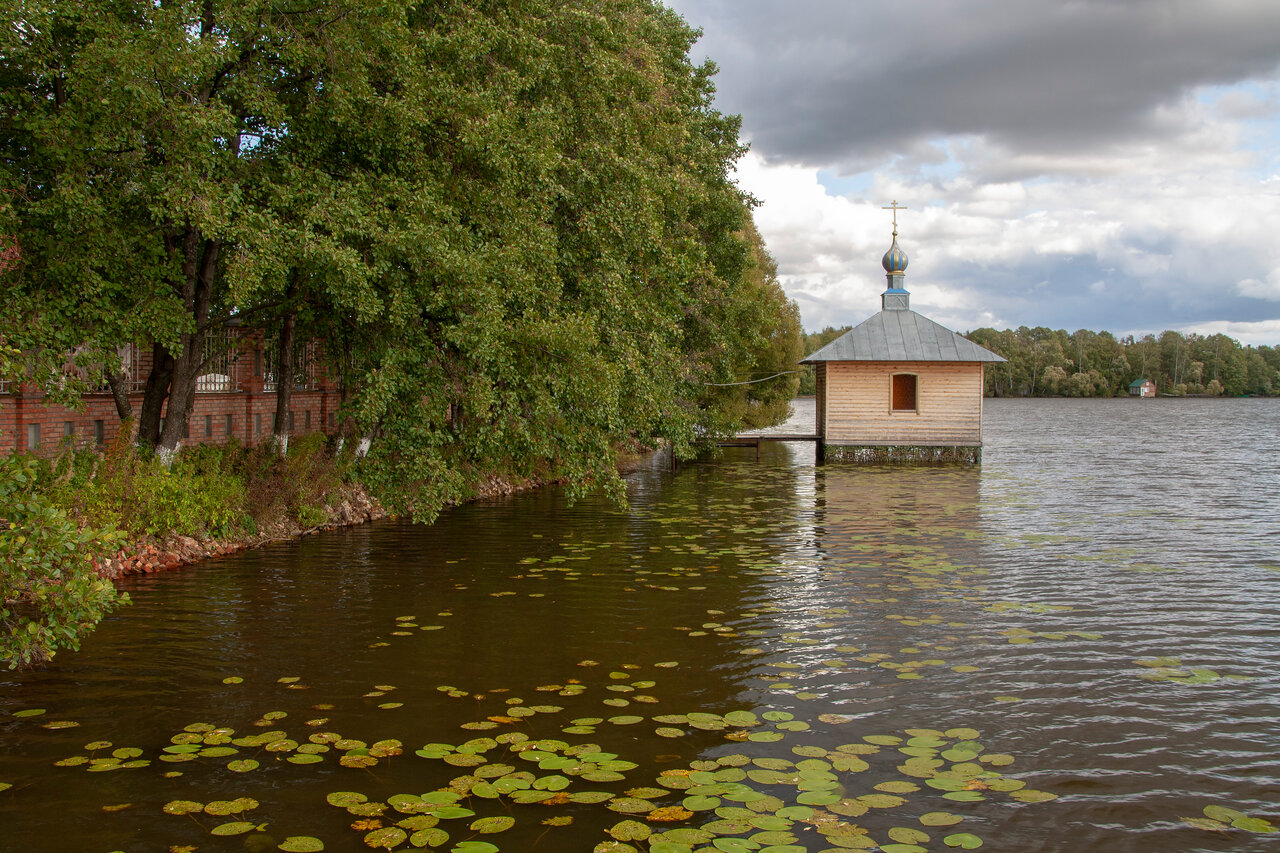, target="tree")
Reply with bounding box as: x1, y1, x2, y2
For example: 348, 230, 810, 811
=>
696, 219, 803, 429
797, 326, 852, 395
0, 456, 126, 668
2, 0, 412, 456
